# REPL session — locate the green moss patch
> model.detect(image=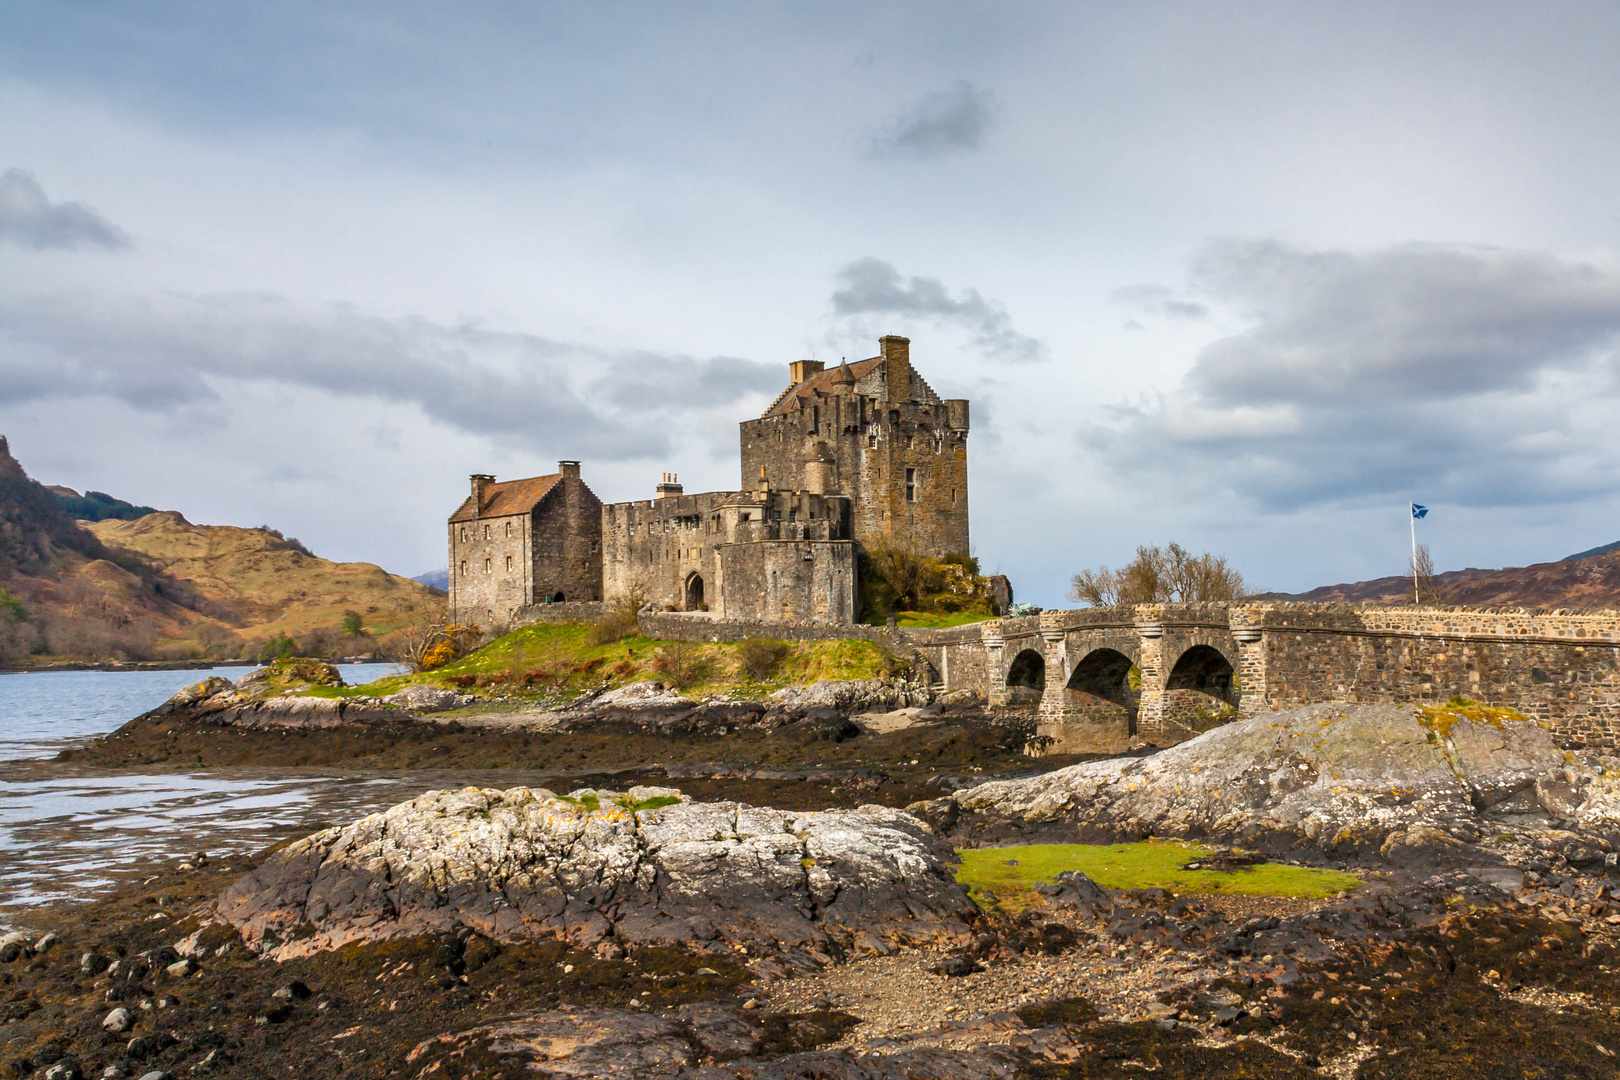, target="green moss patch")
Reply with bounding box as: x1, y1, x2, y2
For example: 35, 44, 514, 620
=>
955, 842, 1361, 909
